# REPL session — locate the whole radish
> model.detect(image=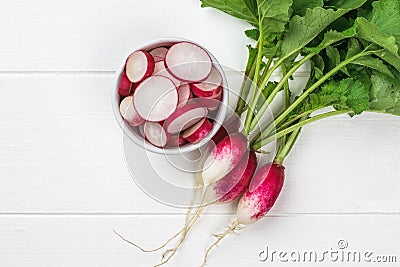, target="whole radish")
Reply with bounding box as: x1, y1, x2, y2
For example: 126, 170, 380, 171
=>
201, 162, 285, 266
